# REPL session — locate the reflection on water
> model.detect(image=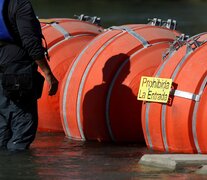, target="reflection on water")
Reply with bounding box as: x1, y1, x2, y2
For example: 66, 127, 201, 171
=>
0, 133, 205, 180
31, 0, 207, 36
